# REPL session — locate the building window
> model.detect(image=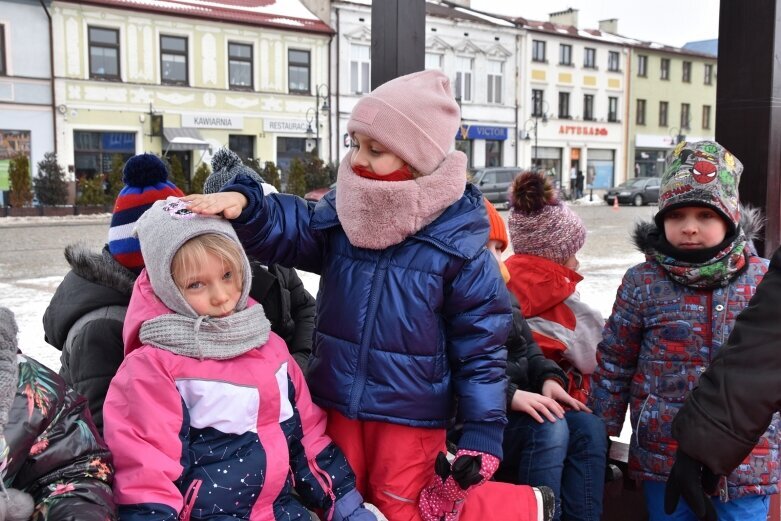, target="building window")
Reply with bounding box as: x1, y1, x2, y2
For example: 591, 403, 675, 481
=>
558, 92, 570, 118
228, 42, 253, 90
350, 44, 370, 94
702, 105, 712, 129
659, 101, 669, 126
660, 58, 670, 80
636, 99, 646, 125
608, 96, 618, 122
704, 63, 714, 85
583, 94, 594, 121
485, 140, 502, 167
73, 131, 135, 180
559, 44, 572, 65
229, 135, 255, 164
682, 61, 691, 83
0, 25, 5, 76
288, 49, 310, 93
160, 35, 187, 85
584, 47, 596, 68
532, 40, 546, 62
637, 54, 647, 77
425, 52, 443, 70
88, 26, 120, 80
532, 89, 545, 117
487, 60, 503, 104
681, 103, 691, 129
608, 51, 621, 72
455, 56, 473, 103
